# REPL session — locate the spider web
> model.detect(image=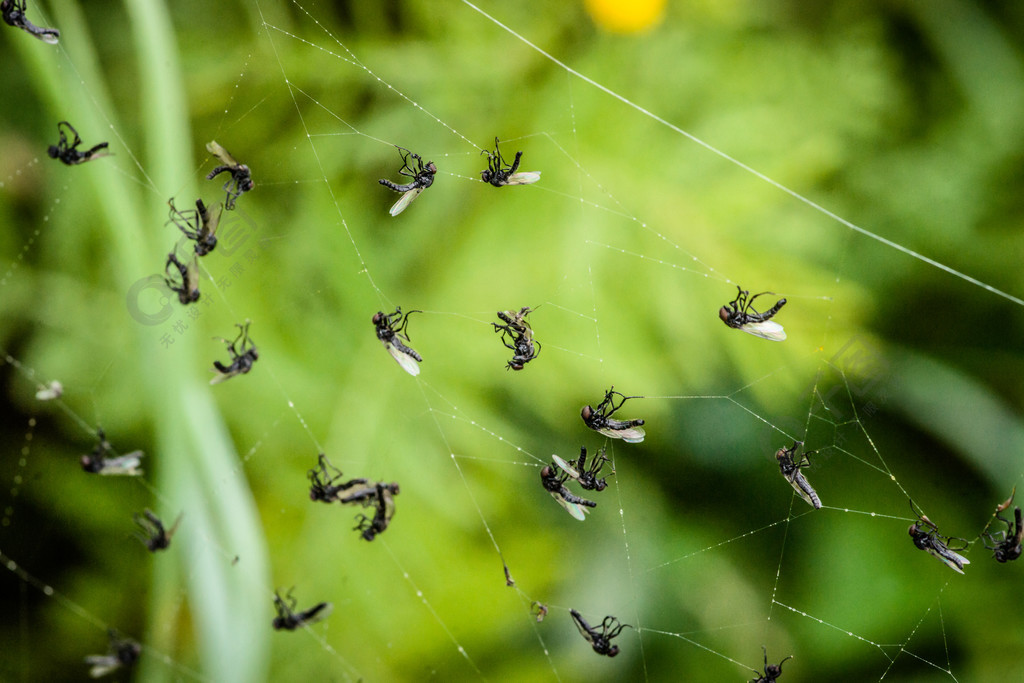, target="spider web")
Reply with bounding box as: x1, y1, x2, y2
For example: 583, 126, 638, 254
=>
2, 1, 1023, 681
